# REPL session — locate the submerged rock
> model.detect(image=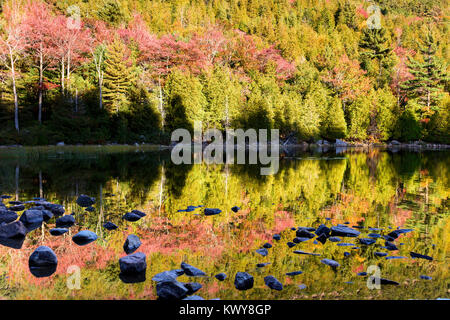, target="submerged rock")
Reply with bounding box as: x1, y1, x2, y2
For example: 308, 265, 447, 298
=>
156, 281, 188, 300
329, 237, 341, 242
287, 242, 296, 248
0, 220, 27, 239
256, 248, 268, 256
76, 195, 95, 207
420, 275, 432, 280
119, 271, 146, 284
0, 210, 18, 224
410, 252, 433, 261
286, 270, 303, 276
103, 222, 118, 230
181, 262, 206, 276
119, 252, 147, 274
293, 250, 320, 256
215, 273, 227, 281
43, 203, 65, 216
256, 263, 270, 268
330, 226, 360, 237
315, 224, 331, 237
152, 269, 185, 282
123, 234, 141, 254
204, 208, 221, 216
264, 275, 283, 291
234, 272, 254, 290
9, 204, 25, 211
368, 233, 382, 239
28, 246, 57, 278
384, 241, 398, 251
316, 233, 327, 244
184, 282, 202, 295
122, 211, 144, 222
49, 228, 69, 236
263, 243, 272, 249
293, 237, 311, 243
72, 230, 98, 246
387, 228, 413, 240
131, 210, 146, 218
359, 238, 376, 245
55, 215, 76, 228
321, 258, 340, 268
296, 228, 316, 238
19, 210, 43, 228
375, 252, 388, 257
231, 206, 240, 213
273, 234, 281, 240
